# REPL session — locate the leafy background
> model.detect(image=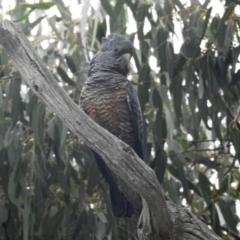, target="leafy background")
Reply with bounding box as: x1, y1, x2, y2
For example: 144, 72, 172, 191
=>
0, 0, 240, 239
